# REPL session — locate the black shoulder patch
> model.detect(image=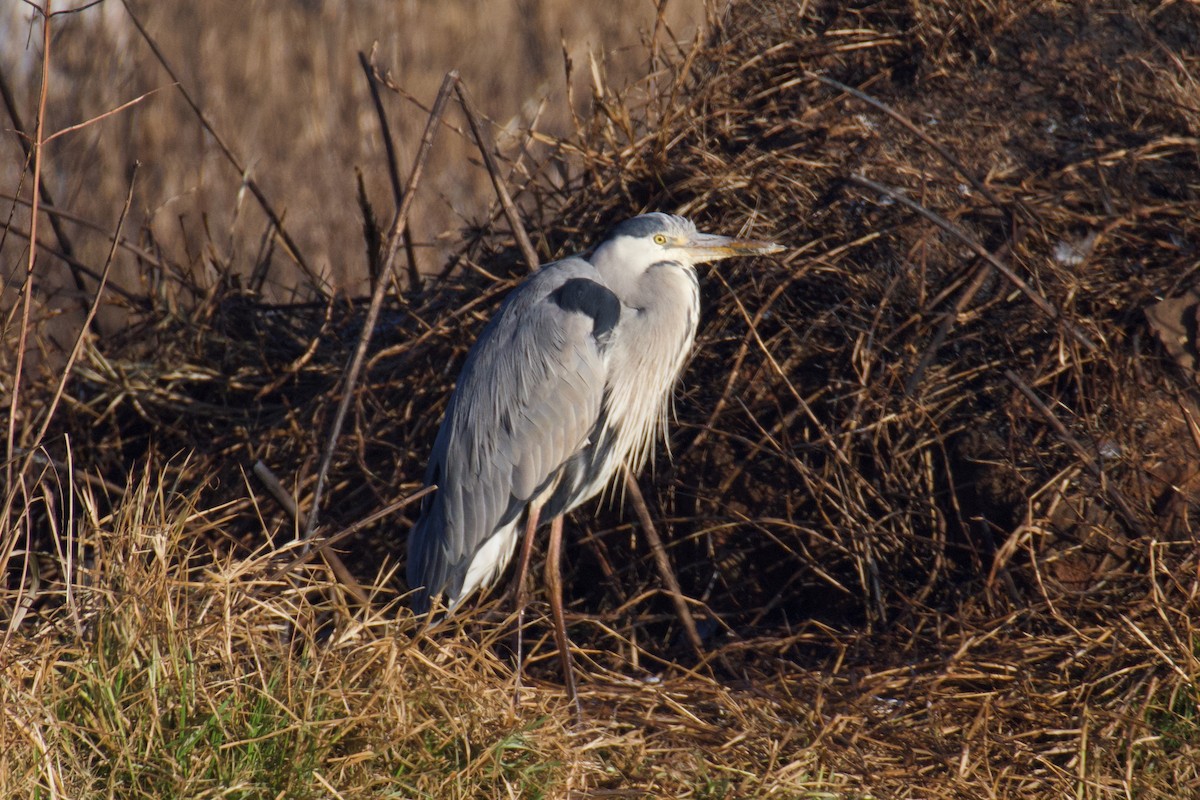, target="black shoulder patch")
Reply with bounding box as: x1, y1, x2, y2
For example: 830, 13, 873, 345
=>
551, 278, 621, 340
